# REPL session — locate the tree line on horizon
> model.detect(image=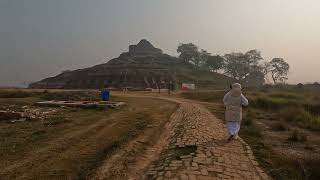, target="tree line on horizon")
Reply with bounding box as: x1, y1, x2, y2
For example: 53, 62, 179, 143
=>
177, 43, 290, 86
